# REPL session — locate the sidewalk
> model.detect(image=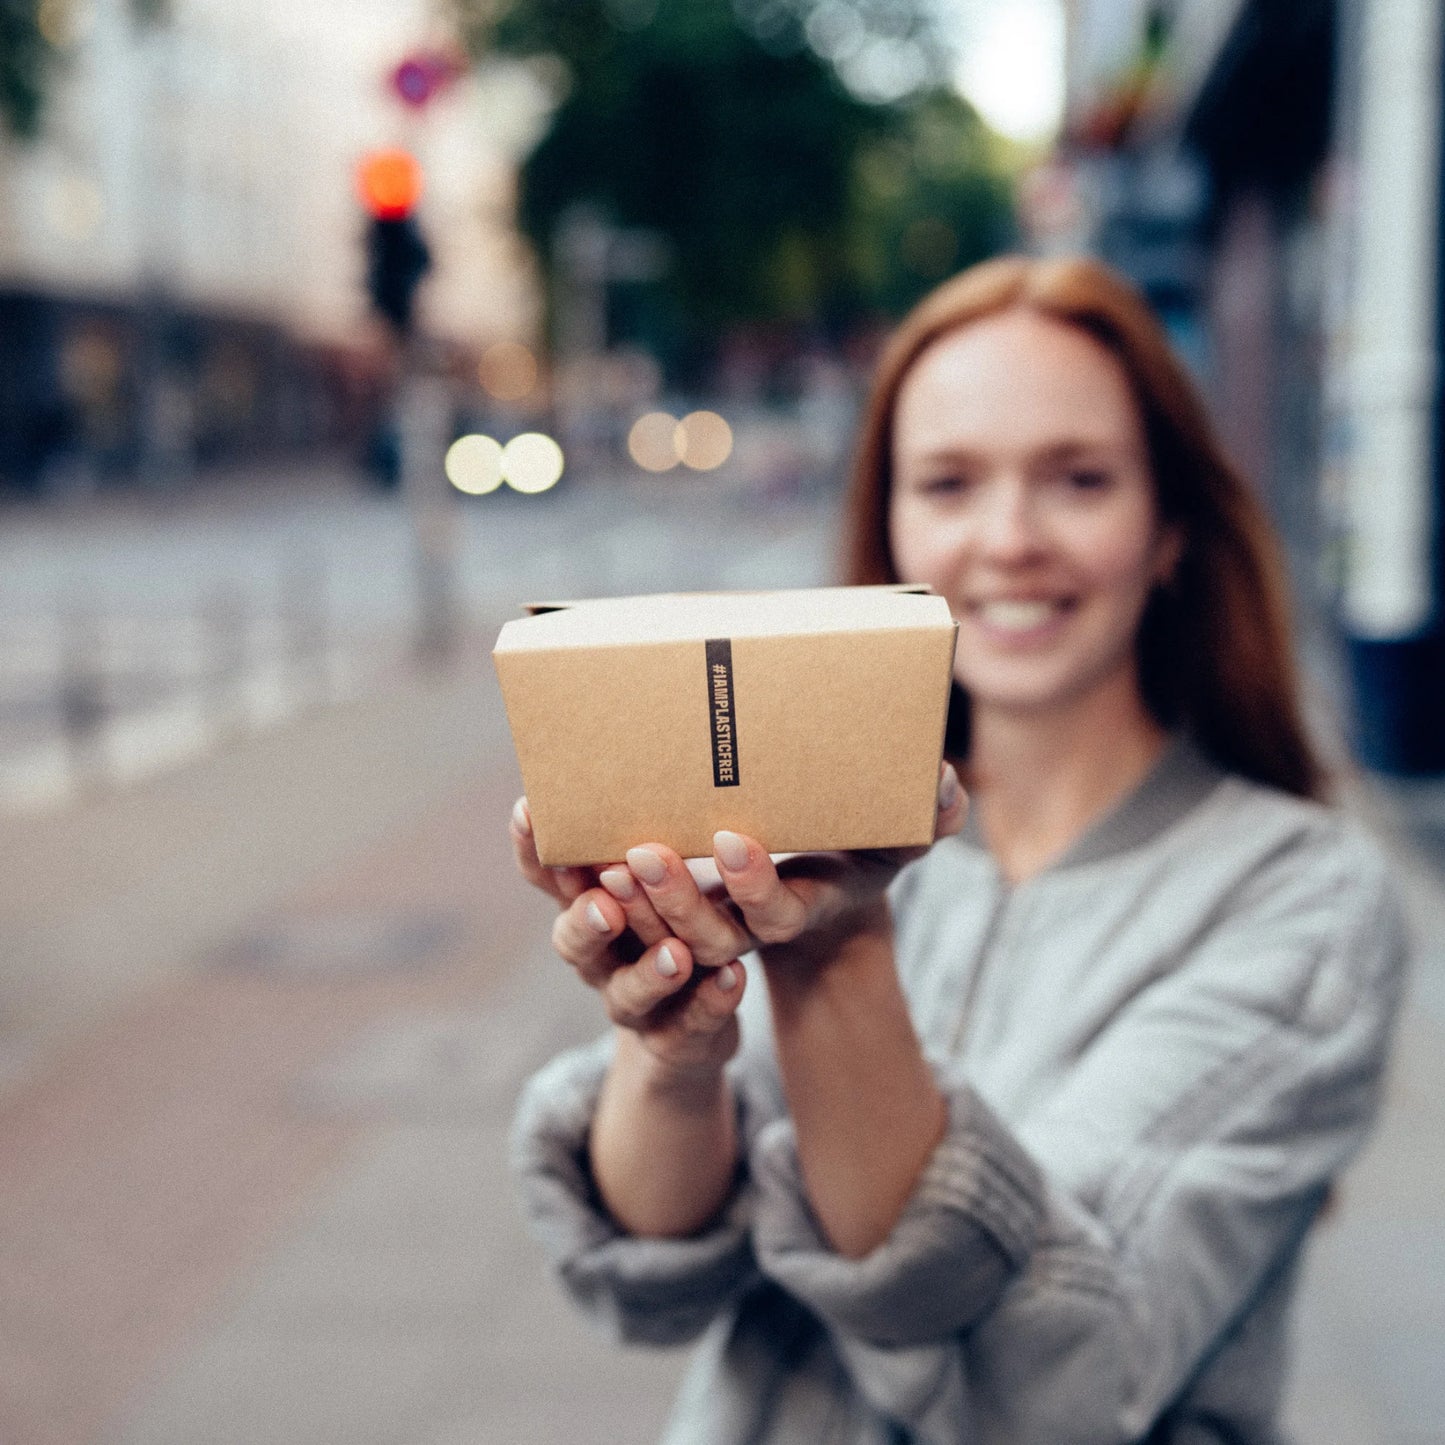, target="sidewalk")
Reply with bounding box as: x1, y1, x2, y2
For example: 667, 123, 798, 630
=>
1284, 798, 1445, 1444
0, 631, 691, 1445
0, 632, 1442, 1444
